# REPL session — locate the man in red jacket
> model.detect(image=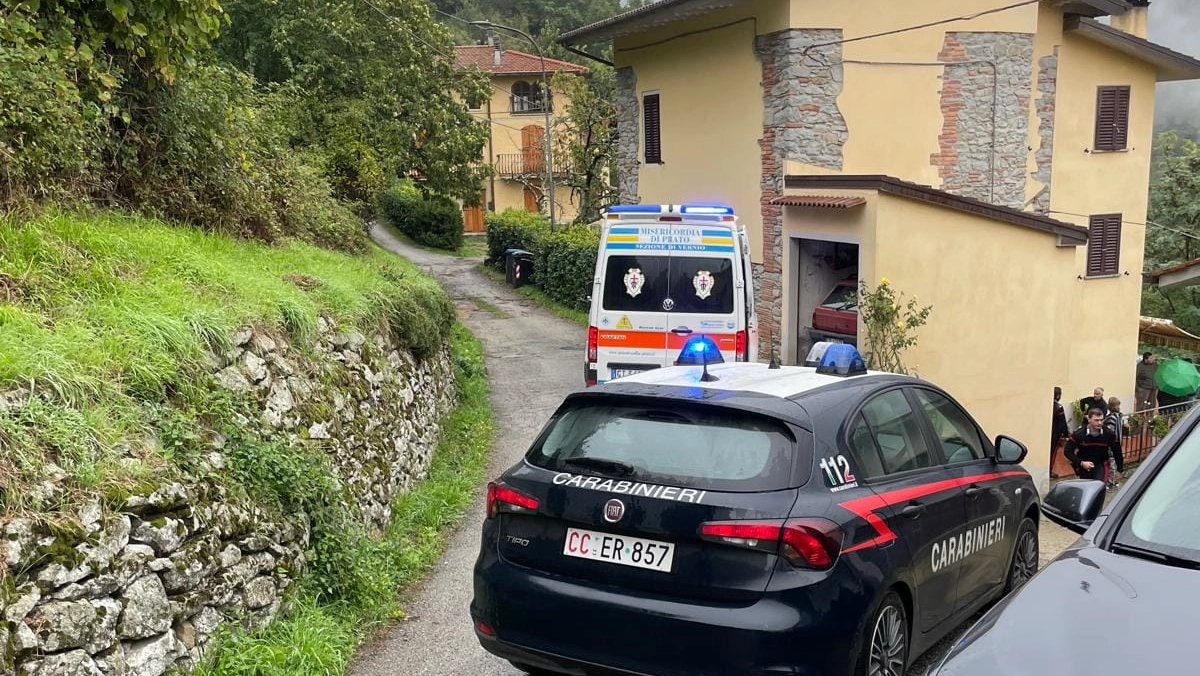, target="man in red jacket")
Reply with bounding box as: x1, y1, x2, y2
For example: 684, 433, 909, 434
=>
1064, 407, 1121, 482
